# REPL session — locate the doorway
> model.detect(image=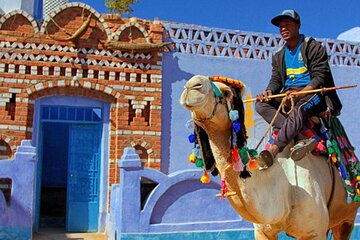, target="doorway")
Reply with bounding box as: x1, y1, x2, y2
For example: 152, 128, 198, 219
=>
37, 105, 102, 232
